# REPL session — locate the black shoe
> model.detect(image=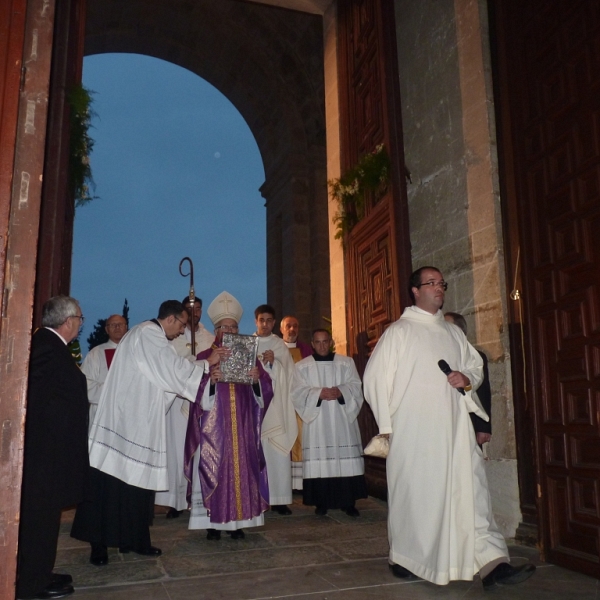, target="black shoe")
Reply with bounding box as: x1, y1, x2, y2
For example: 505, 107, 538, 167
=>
389, 563, 412, 578
272, 504, 292, 515
50, 574, 72, 585
482, 562, 536, 590
22, 582, 75, 599
344, 506, 360, 517
90, 543, 108, 566
315, 506, 328, 516
166, 508, 182, 519
119, 545, 161, 556
206, 528, 221, 540
228, 529, 245, 539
